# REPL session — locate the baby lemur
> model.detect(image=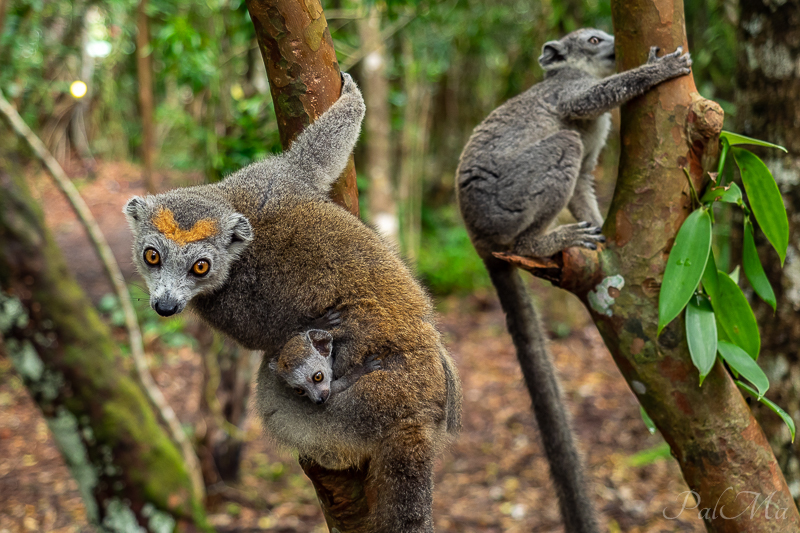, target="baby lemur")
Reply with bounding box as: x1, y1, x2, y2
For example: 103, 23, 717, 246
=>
457, 29, 691, 533
125, 74, 461, 532
271, 311, 382, 404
